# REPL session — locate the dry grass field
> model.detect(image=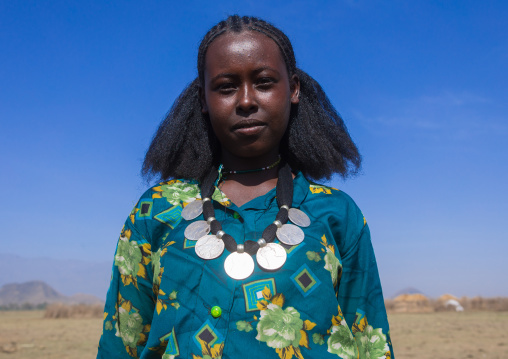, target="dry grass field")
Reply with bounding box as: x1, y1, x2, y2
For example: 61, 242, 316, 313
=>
0, 310, 102, 359
389, 311, 508, 359
1, 309, 507, 358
